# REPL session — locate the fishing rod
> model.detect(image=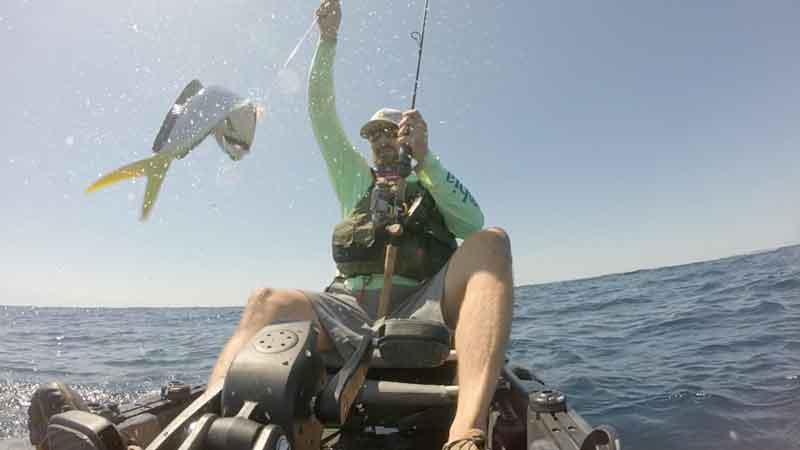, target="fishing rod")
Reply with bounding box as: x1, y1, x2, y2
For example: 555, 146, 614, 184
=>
410, 0, 430, 109
376, 0, 433, 319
